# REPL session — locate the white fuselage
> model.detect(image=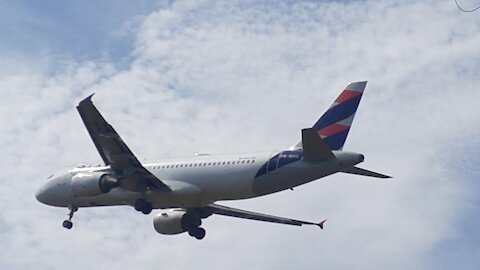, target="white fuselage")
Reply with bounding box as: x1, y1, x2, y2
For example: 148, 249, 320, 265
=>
37, 150, 364, 209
